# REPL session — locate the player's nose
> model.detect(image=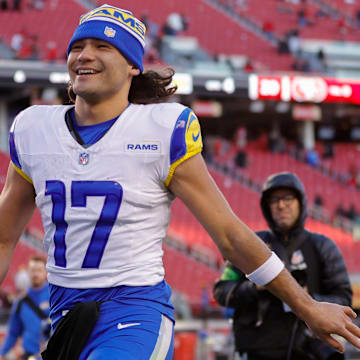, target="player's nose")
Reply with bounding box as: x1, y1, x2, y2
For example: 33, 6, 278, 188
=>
77, 44, 96, 61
